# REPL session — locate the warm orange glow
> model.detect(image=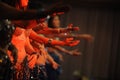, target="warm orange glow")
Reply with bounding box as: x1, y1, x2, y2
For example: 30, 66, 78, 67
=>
20, 0, 29, 7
